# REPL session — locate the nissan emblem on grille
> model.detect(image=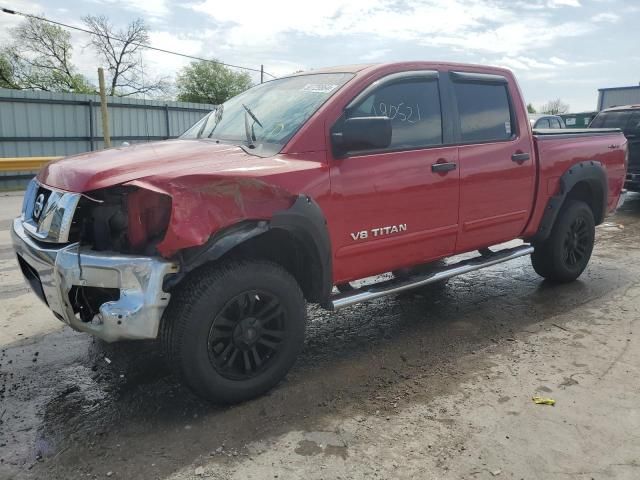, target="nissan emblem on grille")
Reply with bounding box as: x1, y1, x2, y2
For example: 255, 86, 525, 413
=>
33, 193, 45, 219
